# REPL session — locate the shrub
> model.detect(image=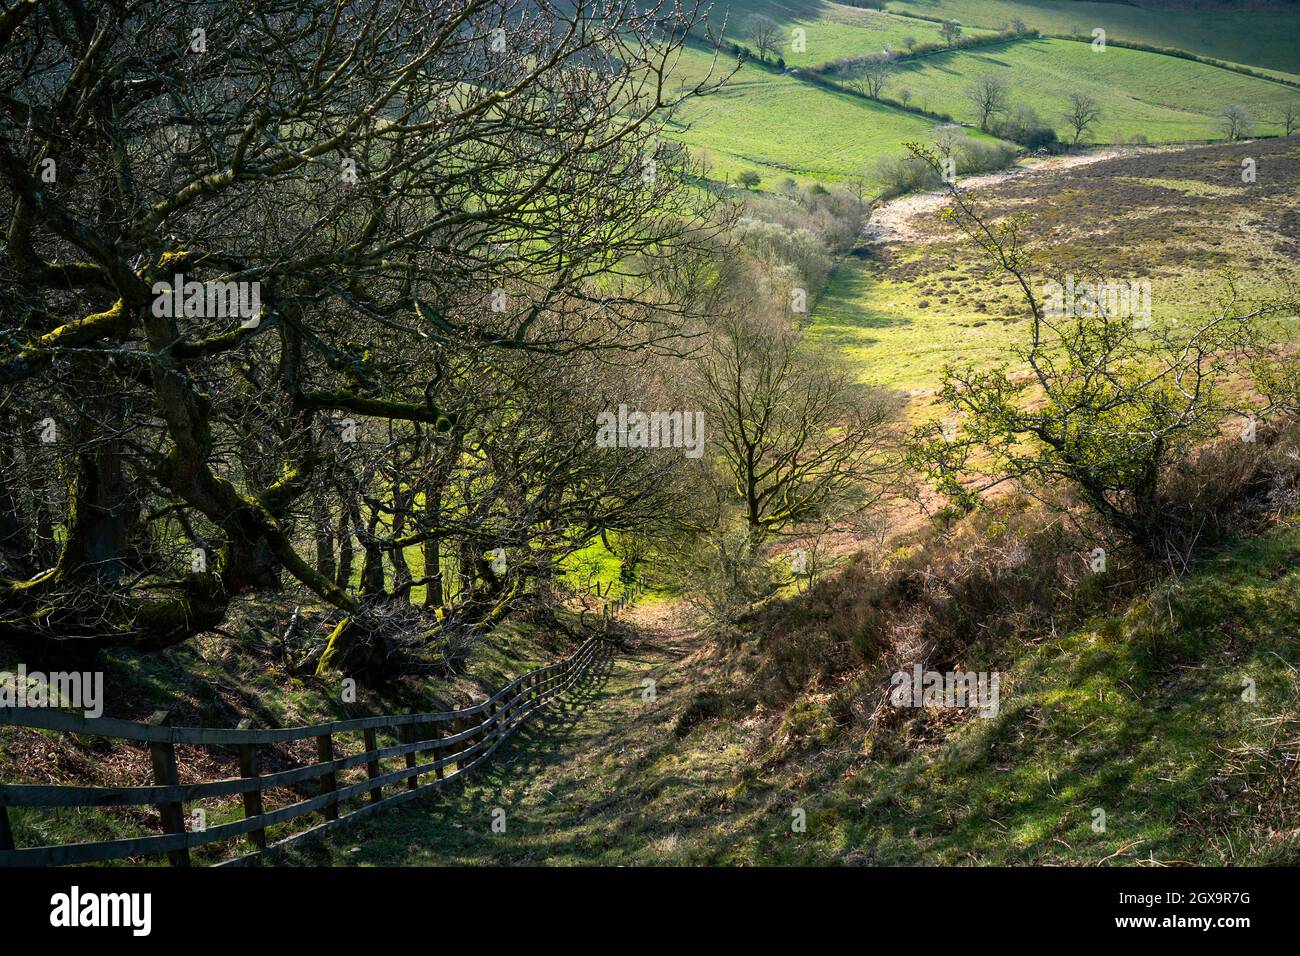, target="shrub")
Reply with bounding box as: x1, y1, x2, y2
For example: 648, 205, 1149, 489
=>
954, 138, 1019, 174
661, 525, 779, 632
742, 497, 1108, 712
876, 153, 944, 197
903, 142, 1300, 561
992, 105, 1059, 149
